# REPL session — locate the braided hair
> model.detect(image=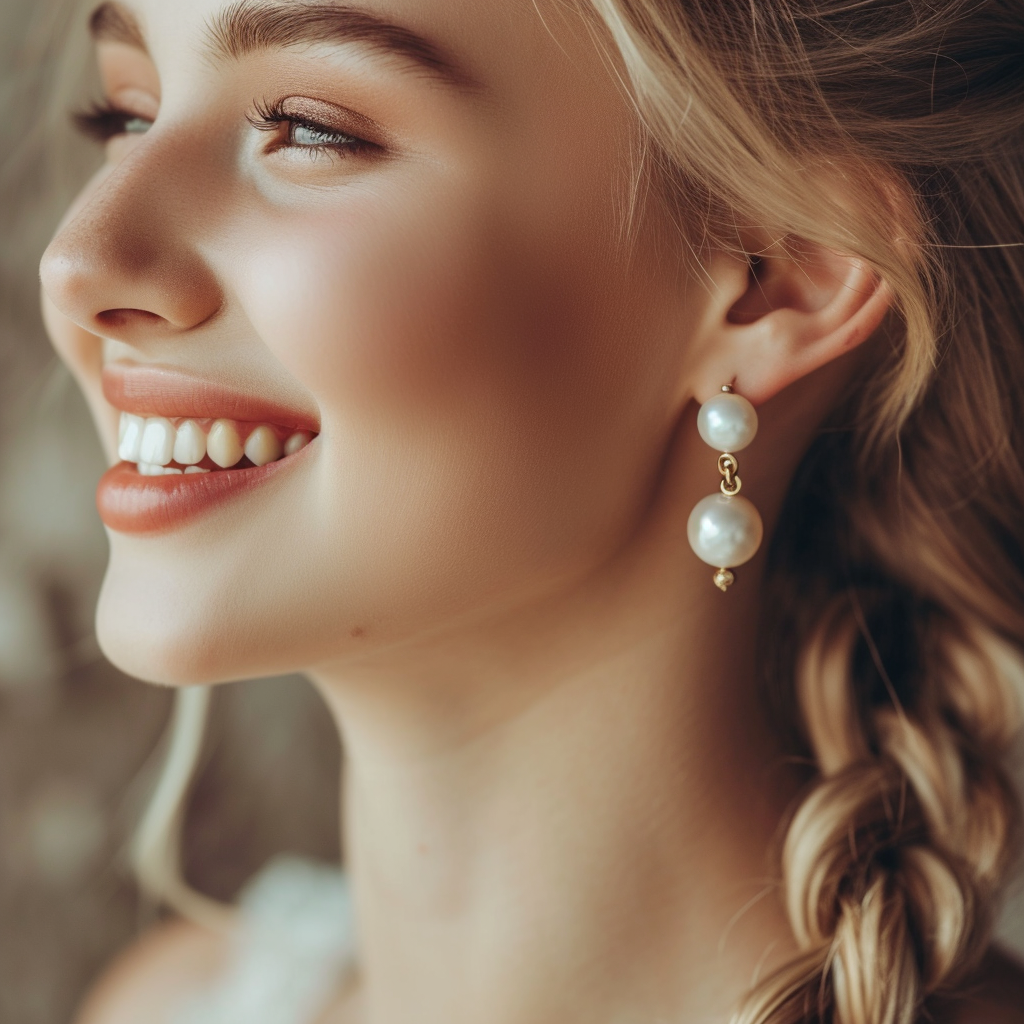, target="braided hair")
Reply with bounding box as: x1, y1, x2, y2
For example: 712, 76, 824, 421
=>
591, 0, 1024, 1019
